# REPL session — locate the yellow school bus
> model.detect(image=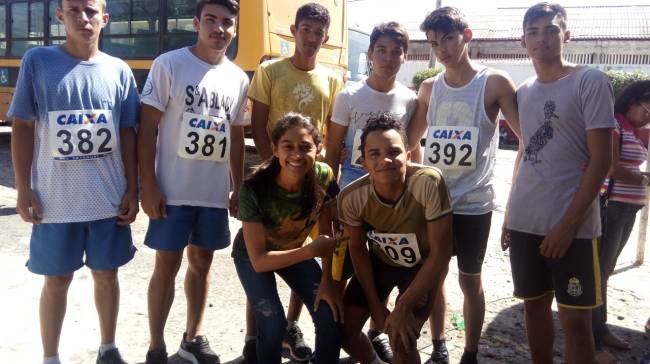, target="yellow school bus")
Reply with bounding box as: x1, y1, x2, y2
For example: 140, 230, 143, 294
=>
0, 0, 354, 120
